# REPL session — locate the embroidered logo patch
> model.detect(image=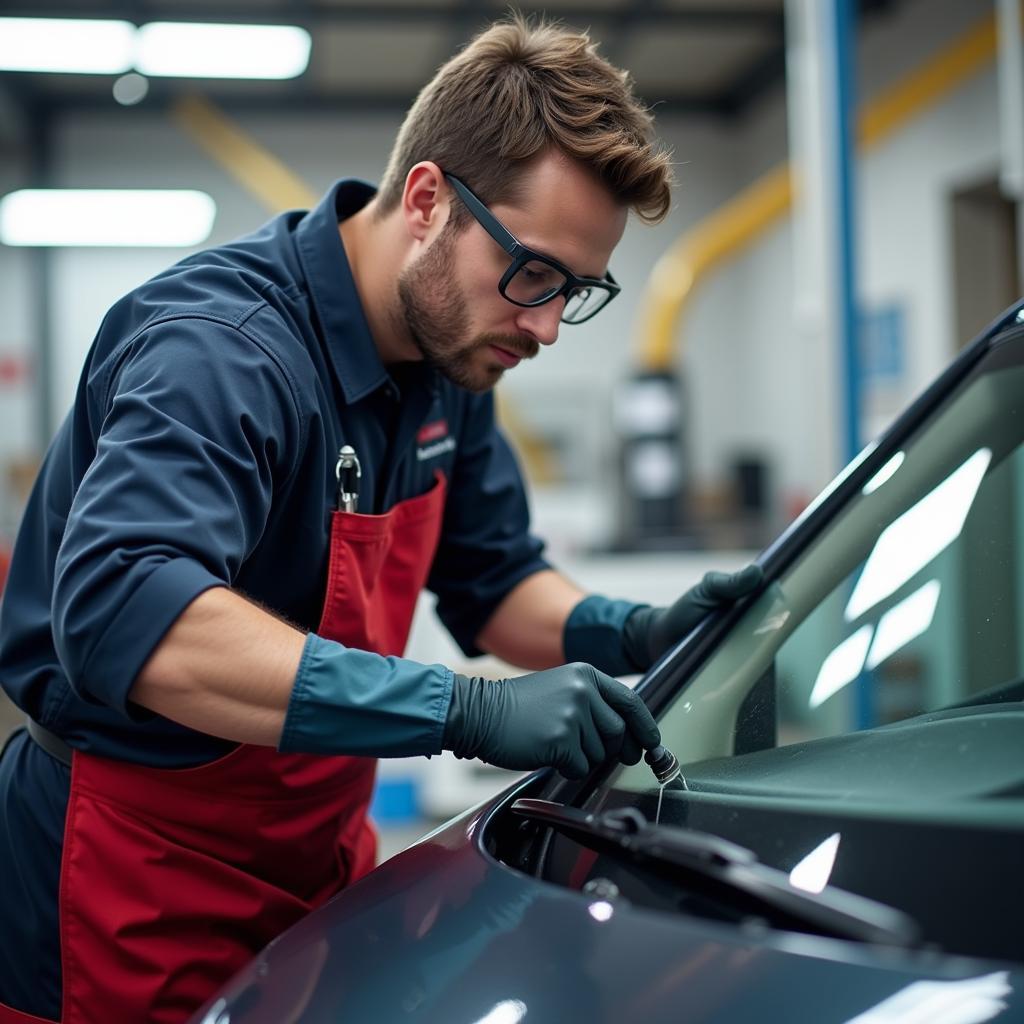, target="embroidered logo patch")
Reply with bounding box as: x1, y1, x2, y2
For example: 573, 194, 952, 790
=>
417, 419, 449, 444
416, 419, 455, 461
